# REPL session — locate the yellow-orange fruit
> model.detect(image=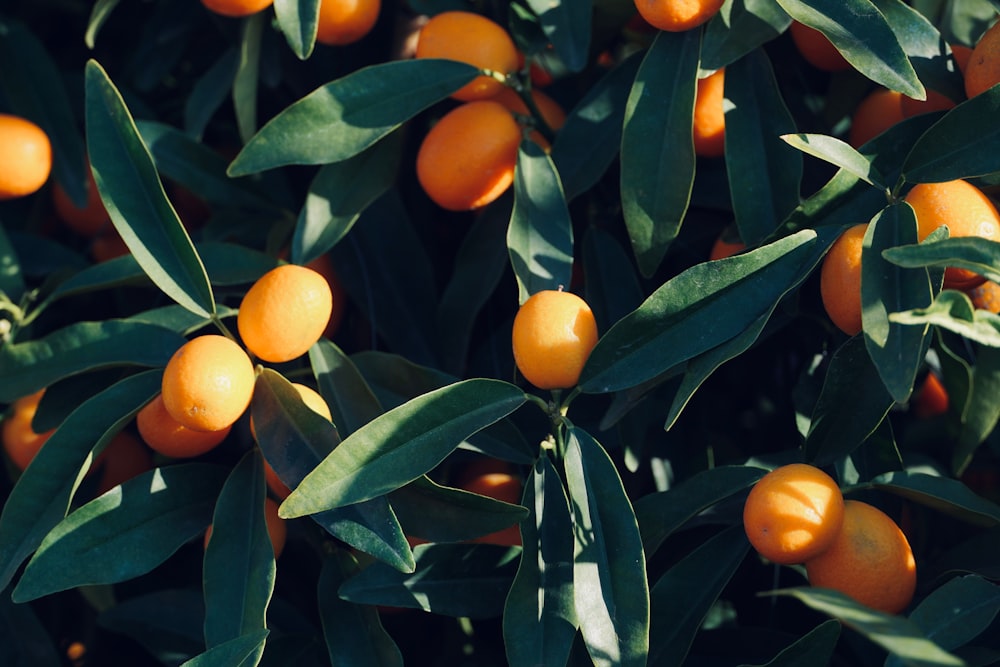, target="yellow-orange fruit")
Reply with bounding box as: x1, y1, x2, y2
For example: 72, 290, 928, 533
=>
137, 394, 232, 458
820, 223, 867, 336
693, 68, 726, 158
463, 472, 523, 546
201, 0, 273, 17
511, 290, 599, 390
315, 0, 381, 46
0, 114, 51, 200
789, 21, 851, 71
2, 389, 56, 471
849, 88, 904, 148
633, 0, 725, 32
